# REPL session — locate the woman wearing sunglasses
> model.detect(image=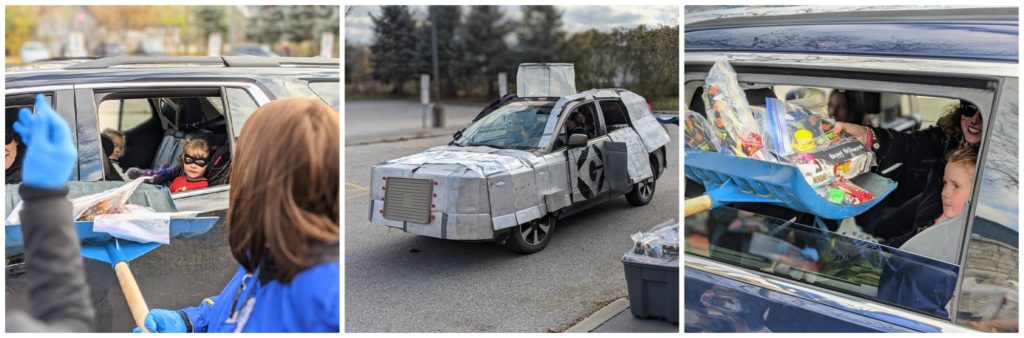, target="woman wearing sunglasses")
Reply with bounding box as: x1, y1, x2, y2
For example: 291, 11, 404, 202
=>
835, 100, 983, 246
6, 124, 26, 184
